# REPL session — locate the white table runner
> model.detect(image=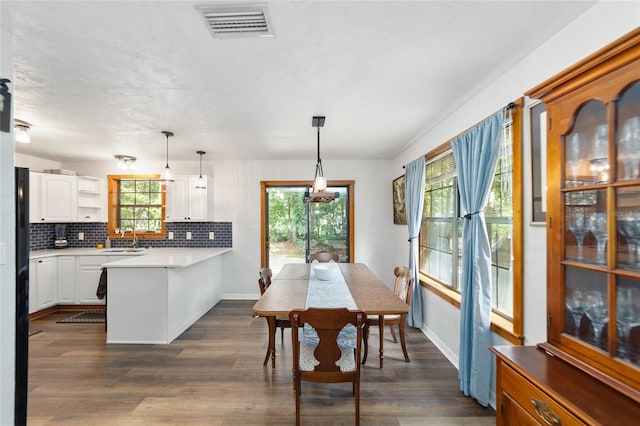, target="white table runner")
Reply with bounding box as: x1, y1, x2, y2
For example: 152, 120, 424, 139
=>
304, 263, 357, 349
